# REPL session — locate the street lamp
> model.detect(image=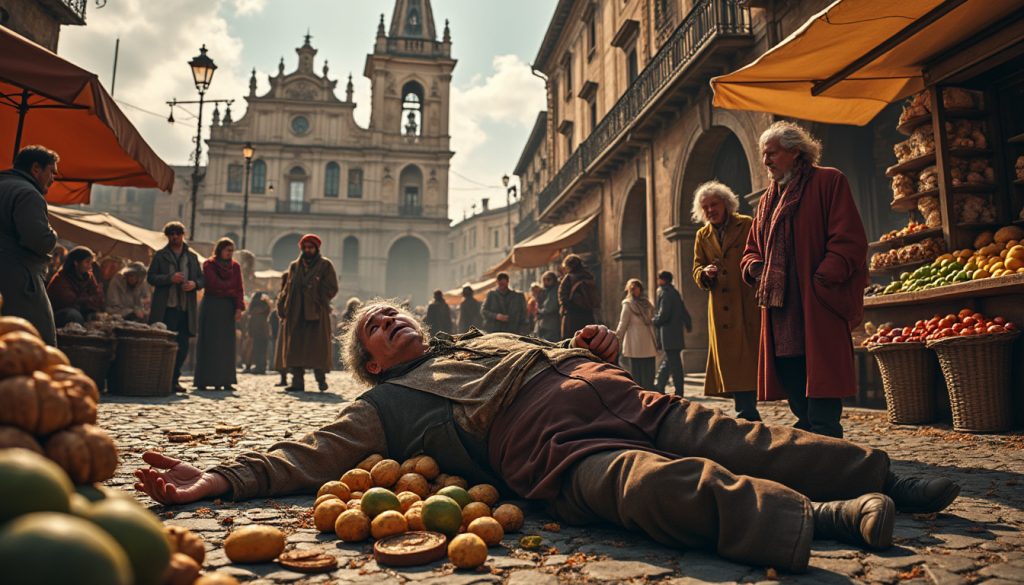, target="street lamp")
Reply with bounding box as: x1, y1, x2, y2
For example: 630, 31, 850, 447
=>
502, 174, 518, 251
241, 142, 254, 249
